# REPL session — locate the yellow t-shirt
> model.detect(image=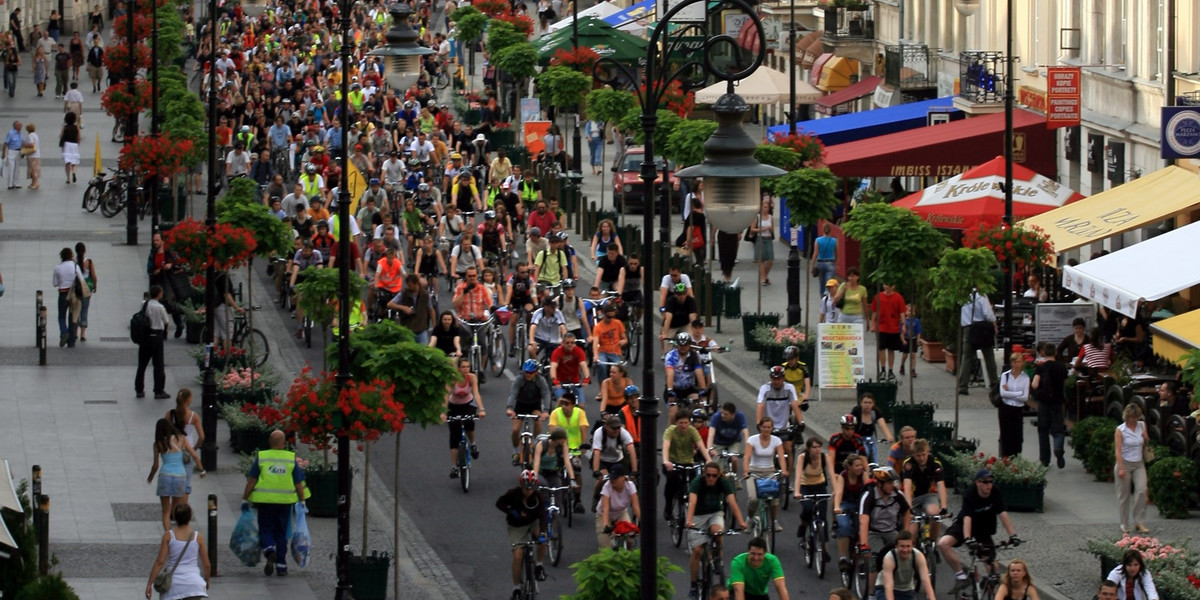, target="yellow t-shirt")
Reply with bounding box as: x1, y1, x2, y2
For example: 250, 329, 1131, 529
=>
838, 283, 869, 316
